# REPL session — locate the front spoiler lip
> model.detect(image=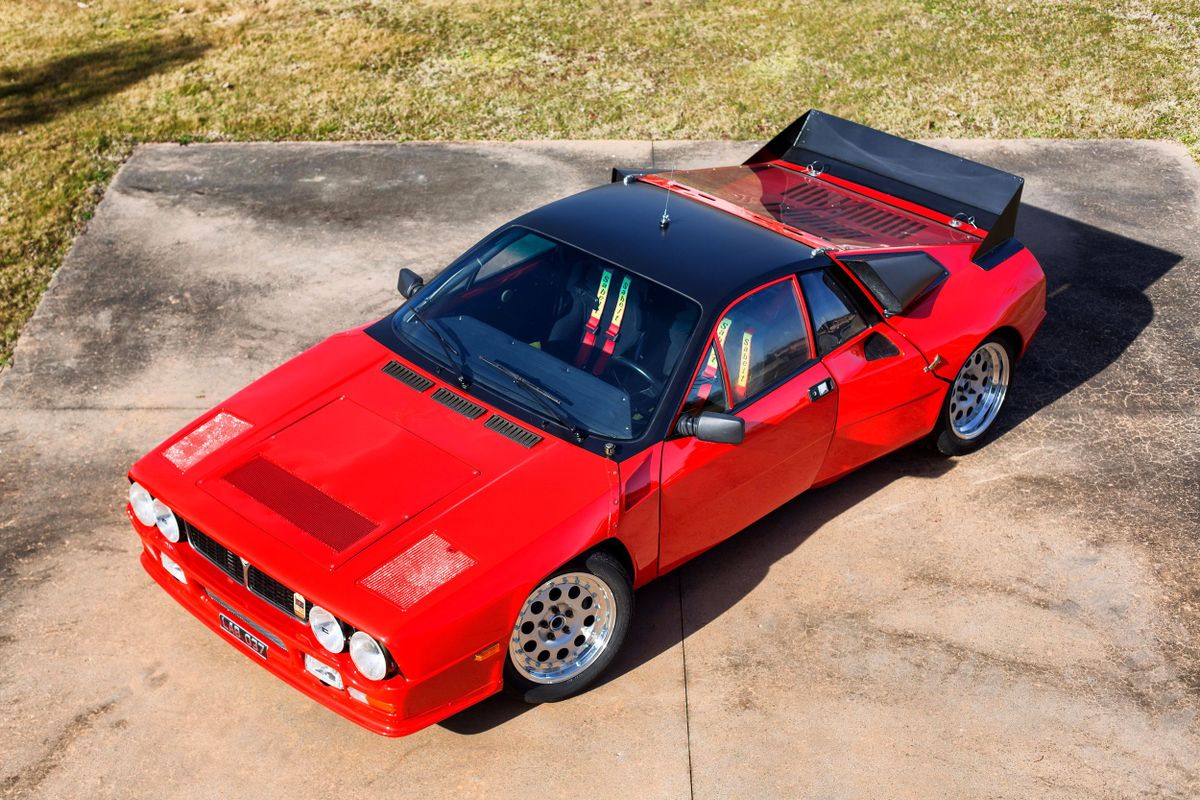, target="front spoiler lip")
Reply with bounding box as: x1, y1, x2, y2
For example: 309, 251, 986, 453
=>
132, 513, 498, 737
